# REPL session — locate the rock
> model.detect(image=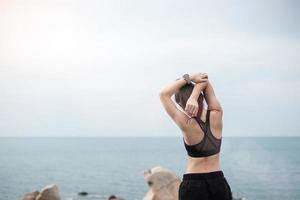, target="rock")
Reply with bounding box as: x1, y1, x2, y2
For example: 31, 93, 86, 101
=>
107, 195, 125, 200
20, 191, 40, 200
143, 166, 181, 200
78, 192, 88, 196
35, 184, 60, 200
108, 195, 117, 200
